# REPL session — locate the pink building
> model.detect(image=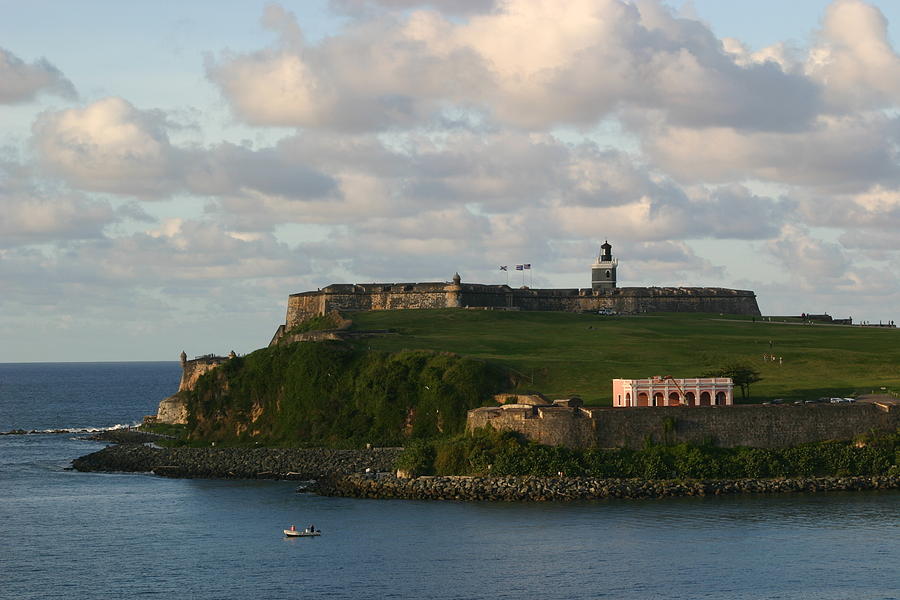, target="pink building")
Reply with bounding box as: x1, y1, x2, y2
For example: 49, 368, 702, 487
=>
612, 376, 734, 407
